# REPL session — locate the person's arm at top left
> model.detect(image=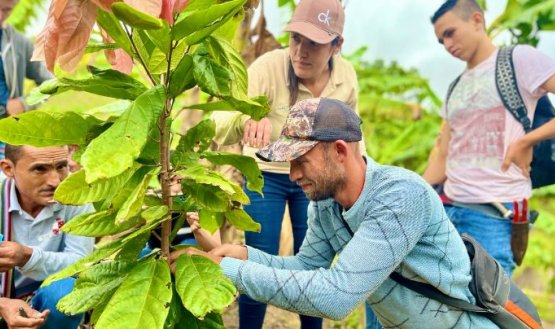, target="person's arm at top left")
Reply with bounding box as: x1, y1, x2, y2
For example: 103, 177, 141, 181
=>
501, 72, 555, 176
7, 35, 53, 115
18, 204, 95, 281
